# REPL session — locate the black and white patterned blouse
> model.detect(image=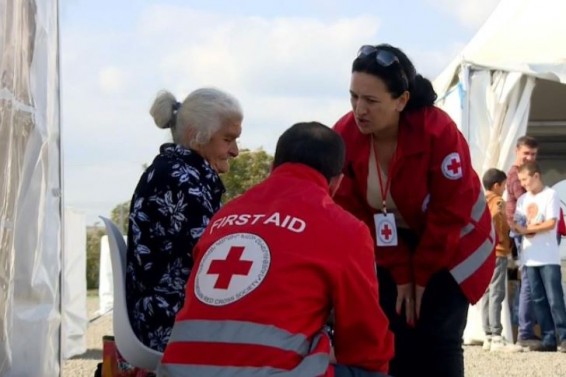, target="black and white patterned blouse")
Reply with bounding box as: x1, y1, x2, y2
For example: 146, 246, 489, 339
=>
126, 143, 225, 351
